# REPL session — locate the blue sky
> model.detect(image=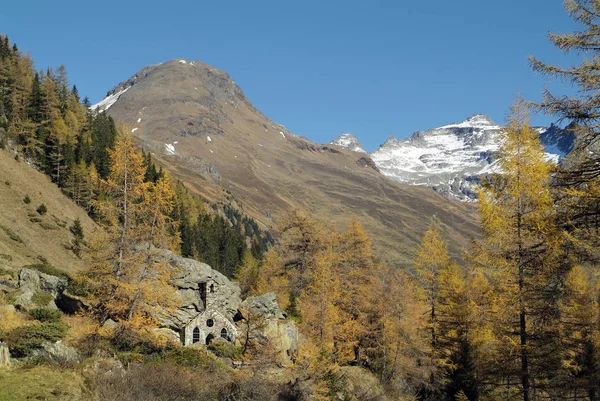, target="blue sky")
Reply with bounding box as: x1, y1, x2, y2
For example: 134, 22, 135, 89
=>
1, 0, 581, 151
